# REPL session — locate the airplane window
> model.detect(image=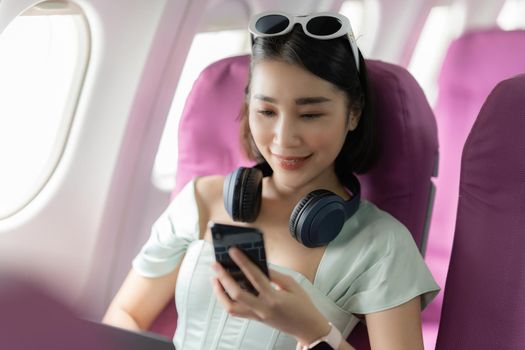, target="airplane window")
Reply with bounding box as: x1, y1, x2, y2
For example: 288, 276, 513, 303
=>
498, 0, 525, 30
408, 5, 464, 106
153, 29, 250, 191
0, 1, 90, 219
